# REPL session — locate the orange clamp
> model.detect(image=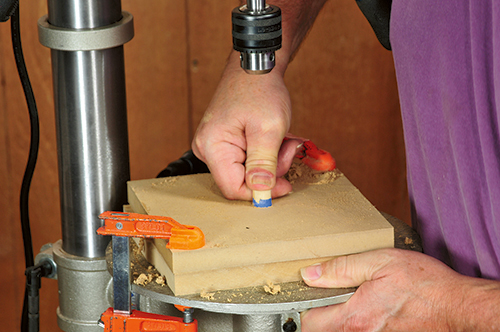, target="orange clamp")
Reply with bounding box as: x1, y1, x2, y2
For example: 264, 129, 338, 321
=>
299, 140, 336, 171
99, 308, 197, 332
284, 137, 336, 172
97, 211, 205, 250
